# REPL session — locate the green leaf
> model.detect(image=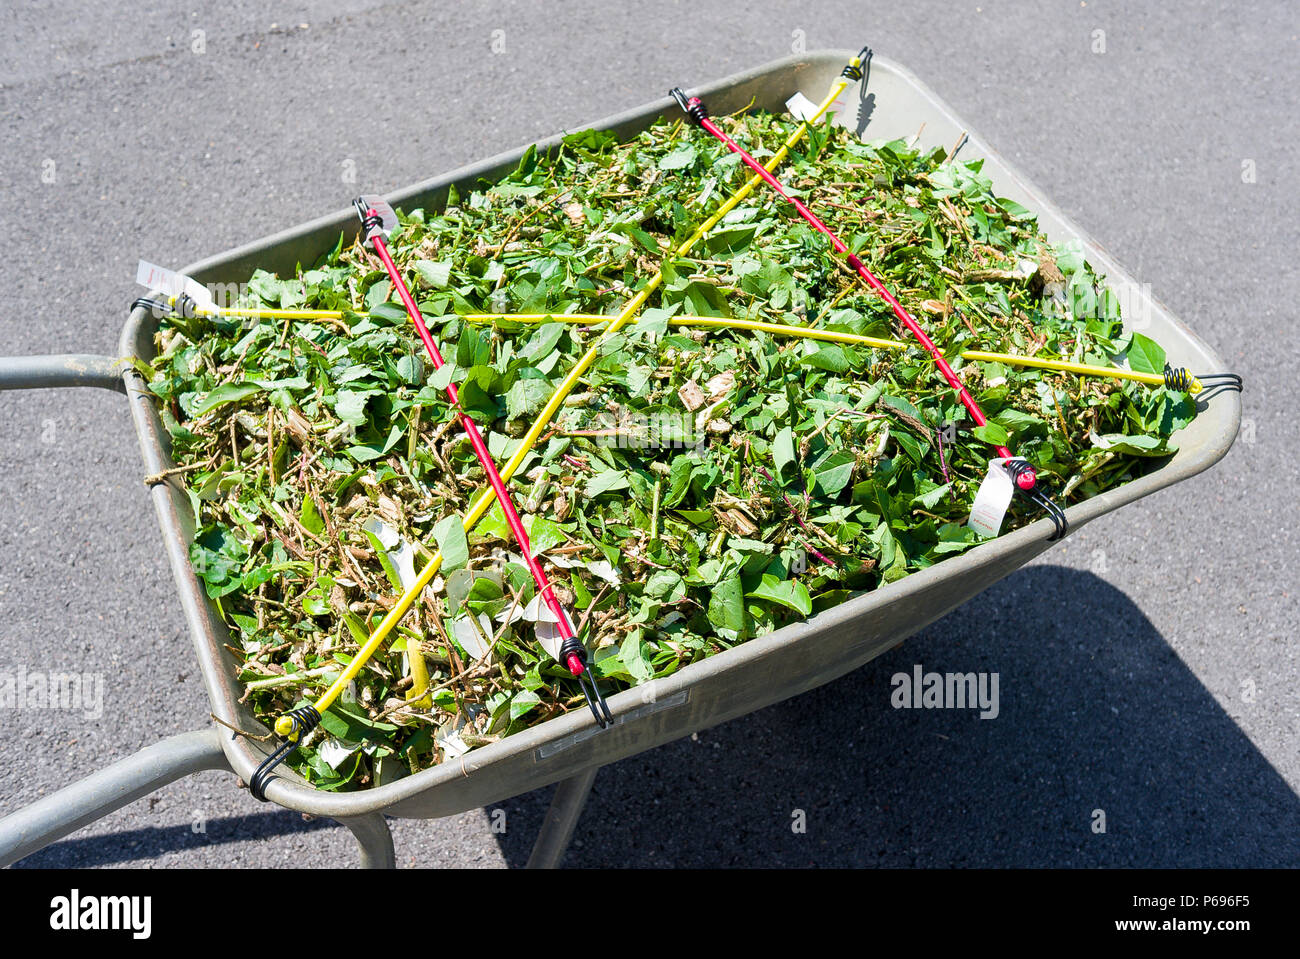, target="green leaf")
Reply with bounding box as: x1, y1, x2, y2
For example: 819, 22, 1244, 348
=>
319, 702, 397, 740
456, 378, 498, 420
658, 144, 697, 171
415, 260, 453, 289
394, 353, 424, 385
773, 426, 796, 474
506, 377, 553, 419
524, 515, 568, 554
334, 389, 374, 427
746, 574, 812, 616
934, 523, 979, 554
302, 588, 330, 616
369, 302, 406, 323
1091, 432, 1174, 457
619, 633, 654, 683
707, 573, 746, 636
346, 443, 386, 462
665, 455, 694, 508
1126, 332, 1166, 375
433, 515, 470, 571
522, 323, 566, 361
799, 344, 851, 372
192, 382, 262, 417
429, 361, 458, 391
911, 483, 952, 510
812, 450, 855, 497
471, 502, 511, 542
360, 528, 405, 590
971, 422, 1009, 447
587, 469, 629, 497
299, 494, 325, 536
365, 280, 392, 310
992, 408, 1048, 438
646, 569, 686, 601
456, 326, 492, 369
509, 690, 542, 720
